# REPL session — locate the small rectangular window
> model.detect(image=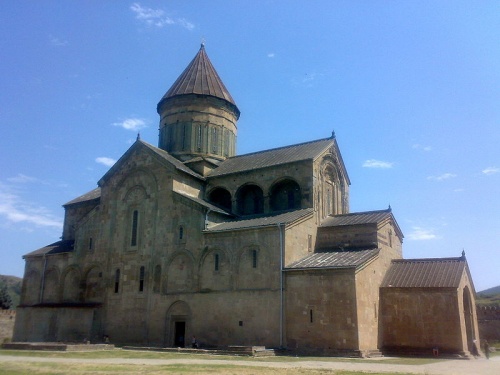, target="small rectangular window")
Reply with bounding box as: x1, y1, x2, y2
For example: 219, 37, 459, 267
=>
310, 309, 313, 323
139, 266, 145, 292
308, 234, 312, 252
88, 237, 93, 251
114, 269, 120, 293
